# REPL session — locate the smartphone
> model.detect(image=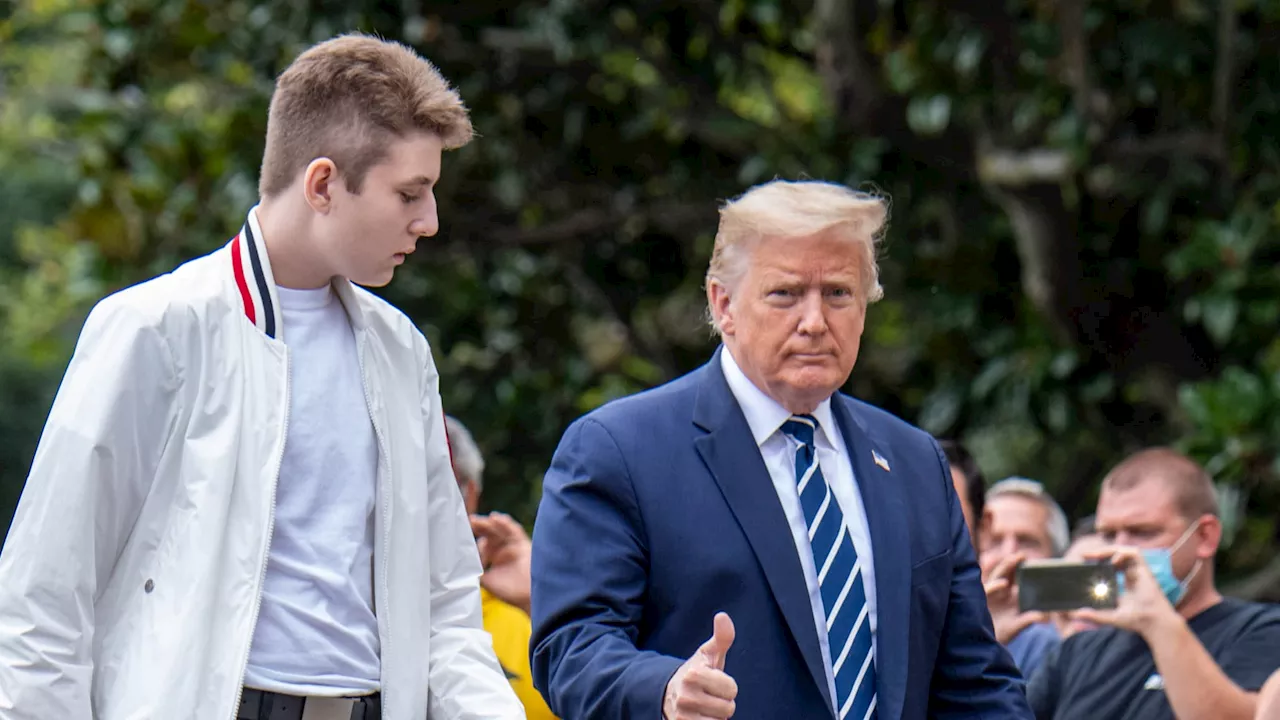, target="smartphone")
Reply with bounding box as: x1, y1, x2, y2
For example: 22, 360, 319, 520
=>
1016, 558, 1119, 613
